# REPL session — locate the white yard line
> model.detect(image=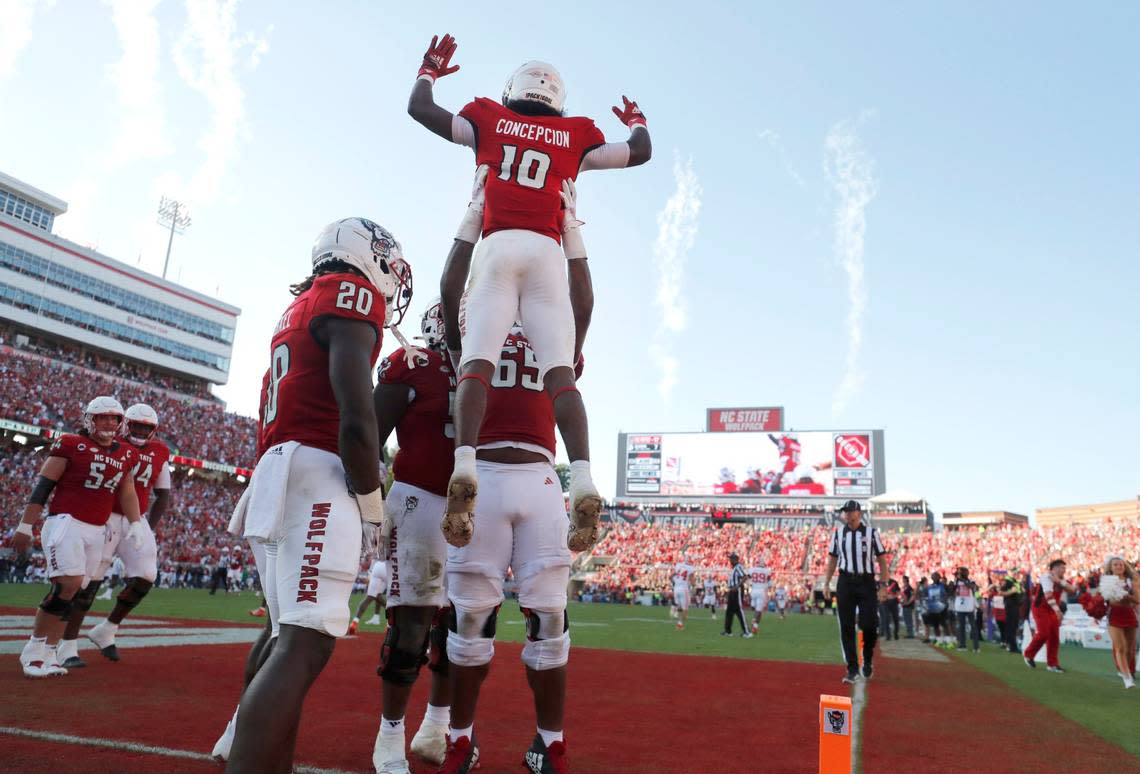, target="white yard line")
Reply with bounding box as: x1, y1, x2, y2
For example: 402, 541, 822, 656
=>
851, 678, 867, 773
0, 726, 359, 774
